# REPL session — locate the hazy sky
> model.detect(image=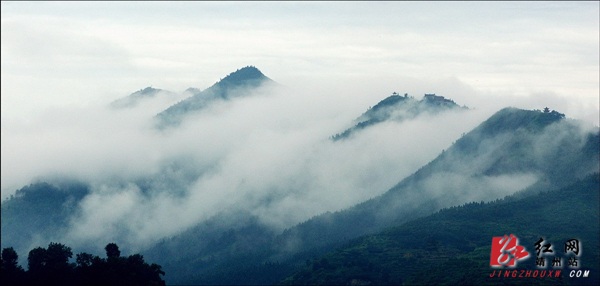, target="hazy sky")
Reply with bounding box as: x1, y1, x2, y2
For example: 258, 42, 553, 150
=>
2, 1, 598, 123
